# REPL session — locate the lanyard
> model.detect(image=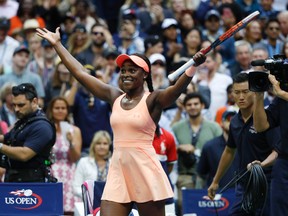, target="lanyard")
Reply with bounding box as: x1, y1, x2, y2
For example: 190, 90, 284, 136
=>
188, 120, 203, 146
